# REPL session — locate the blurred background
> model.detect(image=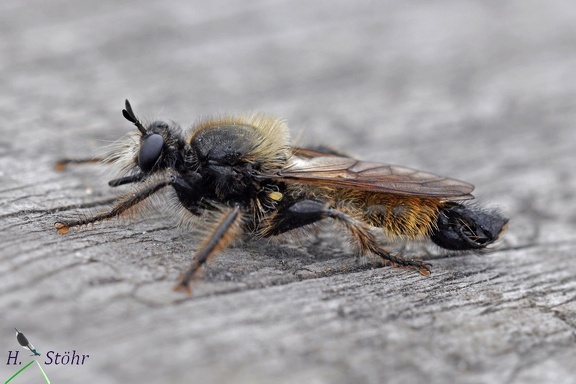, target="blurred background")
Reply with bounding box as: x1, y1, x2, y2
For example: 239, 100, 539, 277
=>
1, 1, 575, 383
3, 1, 575, 170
